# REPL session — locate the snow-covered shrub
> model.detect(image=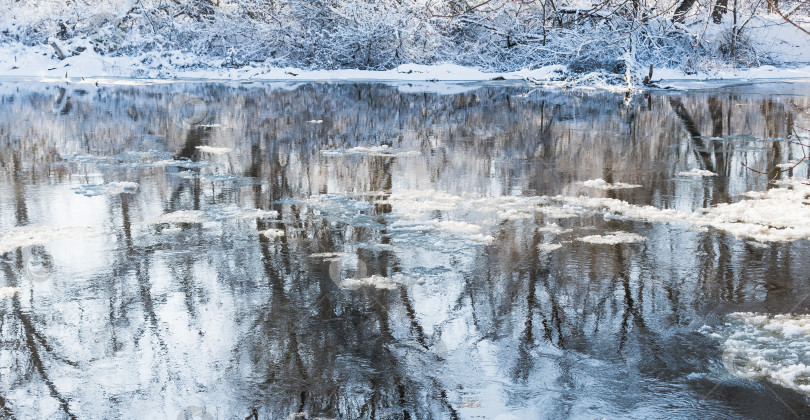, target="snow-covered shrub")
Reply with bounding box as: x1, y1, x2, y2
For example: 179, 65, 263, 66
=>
0, 0, 806, 79
714, 28, 761, 67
